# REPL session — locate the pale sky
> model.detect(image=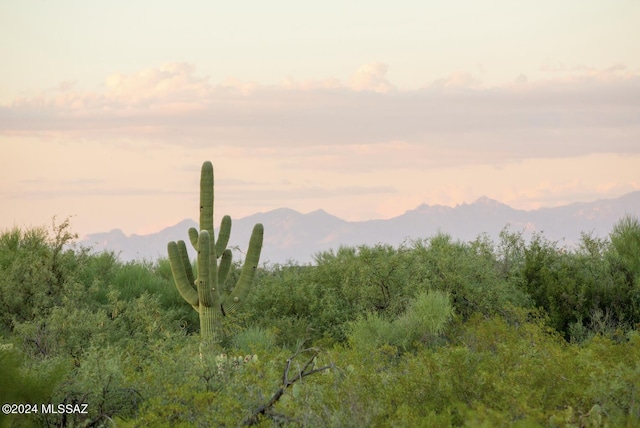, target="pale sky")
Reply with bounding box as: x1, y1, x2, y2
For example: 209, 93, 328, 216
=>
1, 1, 639, 238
